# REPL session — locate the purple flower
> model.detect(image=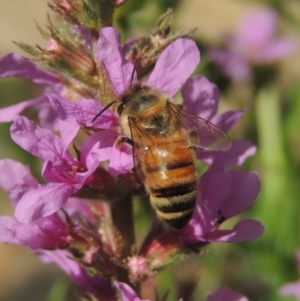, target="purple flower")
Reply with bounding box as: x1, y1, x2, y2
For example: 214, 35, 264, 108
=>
0, 53, 61, 126
0, 159, 70, 249
97, 27, 200, 98
0, 20, 263, 300
209, 9, 294, 82
180, 163, 263, 245
9, 115, 117, 223
181, 75, 254, 166
278, 251, 300, 300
